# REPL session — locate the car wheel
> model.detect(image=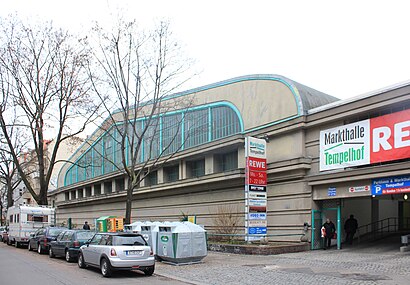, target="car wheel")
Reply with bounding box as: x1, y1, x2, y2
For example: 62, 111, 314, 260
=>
65, 250, 72, 262
37, 244, 43, 254
78, 252, 86, 269
15, 241, 20, 248
144, 265, 155, 276
49, 247, 55, 258
100, 258, 112, 277
28, 242, 32, 251
7, 238, 11, 246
